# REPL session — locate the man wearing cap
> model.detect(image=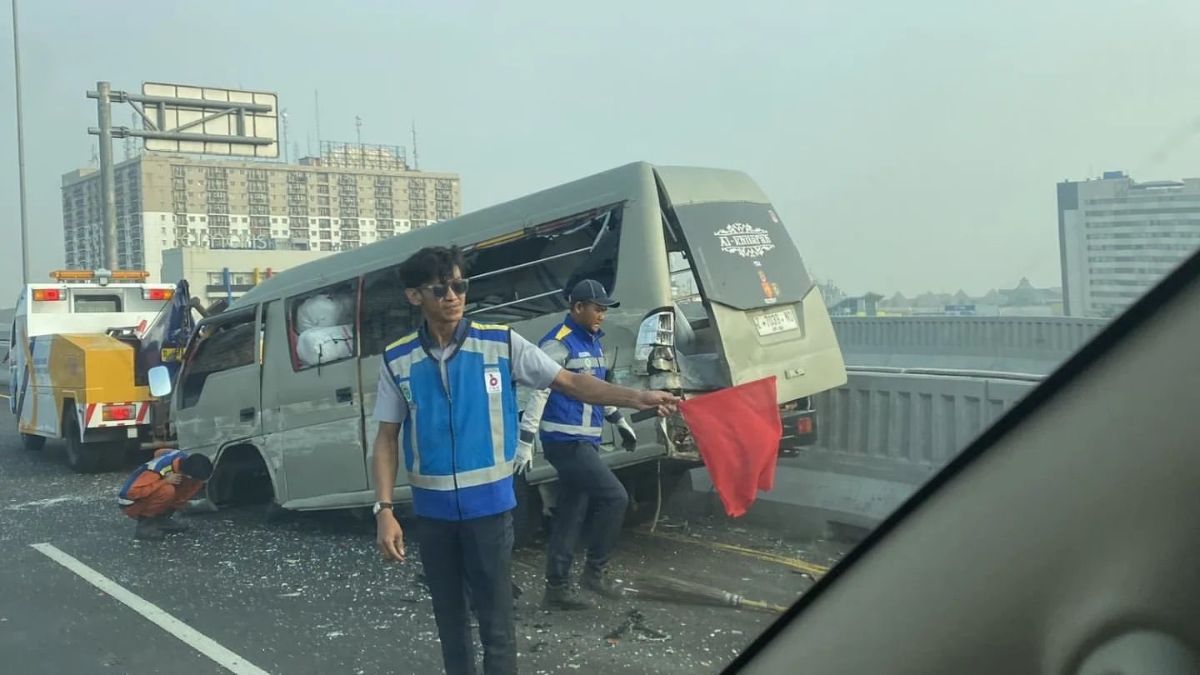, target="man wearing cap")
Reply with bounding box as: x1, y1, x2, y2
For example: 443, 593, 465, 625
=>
517, 279, 640, 610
